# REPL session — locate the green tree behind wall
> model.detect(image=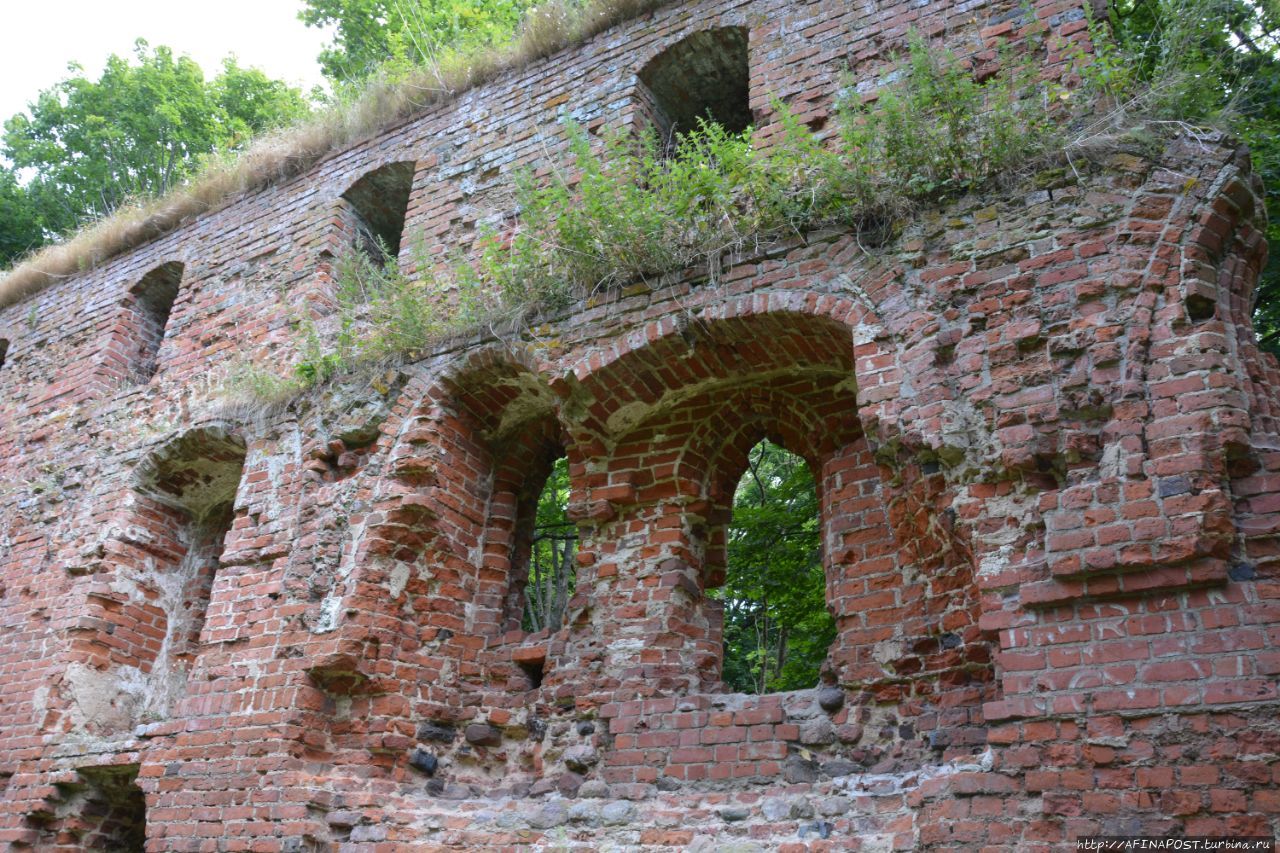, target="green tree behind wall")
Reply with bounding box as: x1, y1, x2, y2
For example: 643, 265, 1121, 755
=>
524, 456, 578, 633
0, 168, 43, 264
715, 441, 834, 694
1103, 0, 1280, 351
299, 0, 539, 84
0, 41, 310, 266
